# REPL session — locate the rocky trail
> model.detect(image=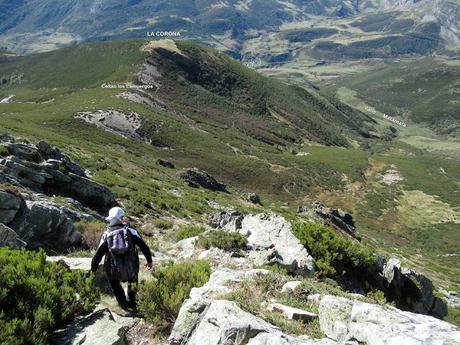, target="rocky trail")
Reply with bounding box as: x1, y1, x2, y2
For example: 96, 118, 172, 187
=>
1, 135, 459, 344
